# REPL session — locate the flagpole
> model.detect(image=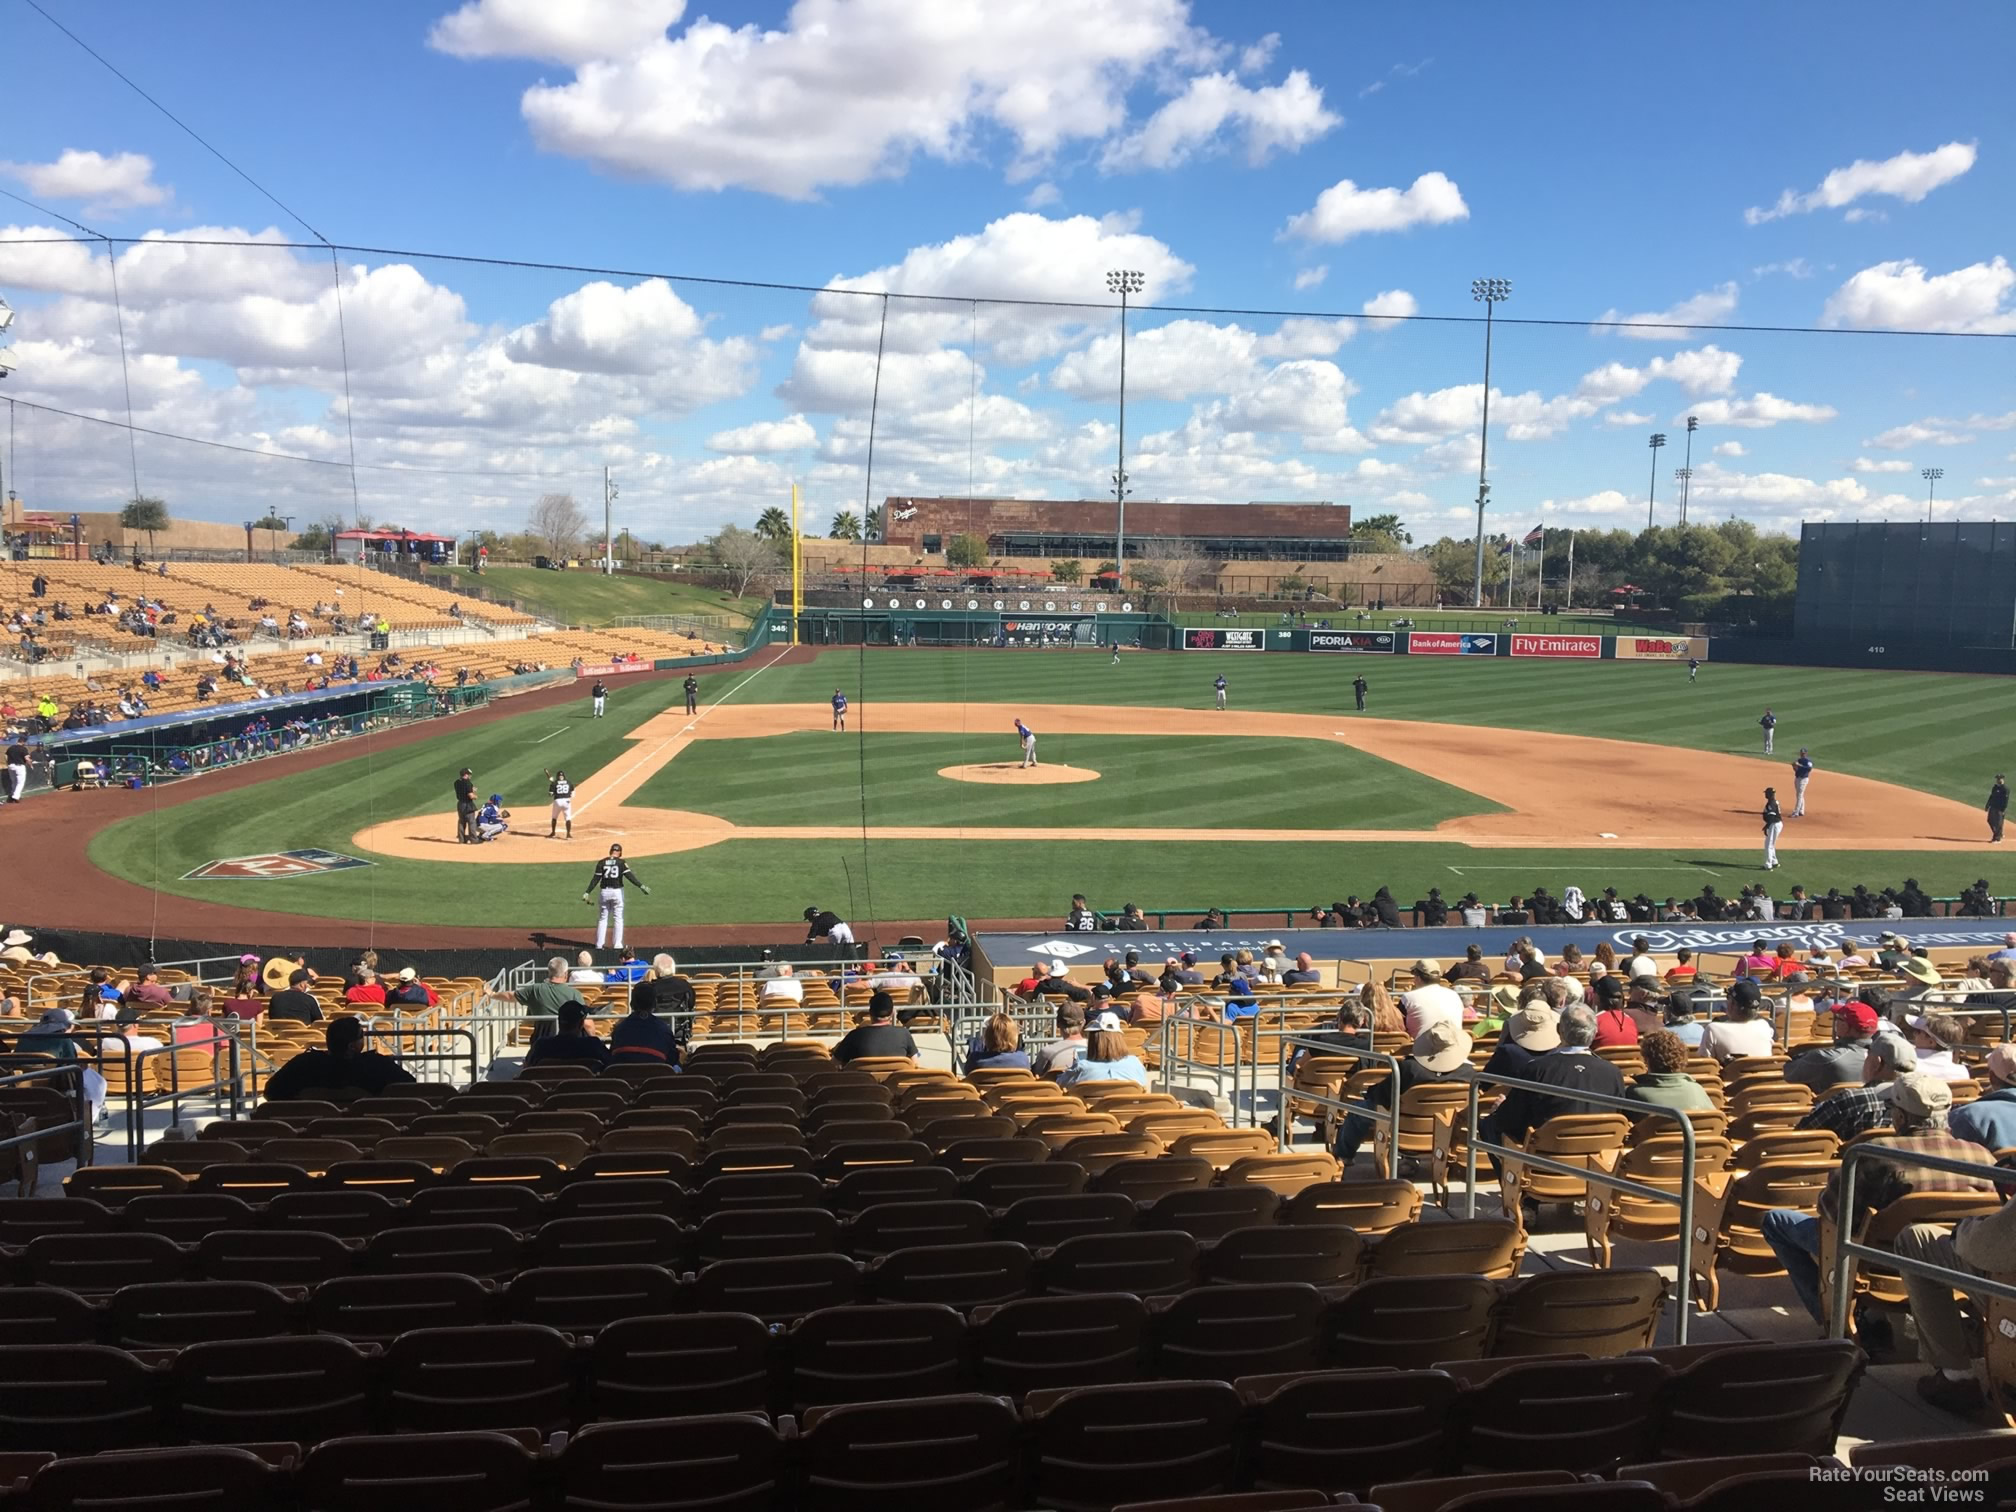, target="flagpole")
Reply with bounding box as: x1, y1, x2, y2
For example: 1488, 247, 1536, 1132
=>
1565, 530, 1576, 610
1535, 525, 1544, 611
1505, 541, 1515, 608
